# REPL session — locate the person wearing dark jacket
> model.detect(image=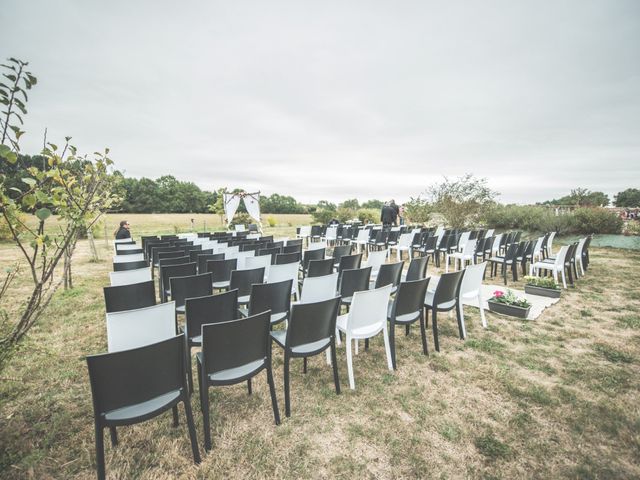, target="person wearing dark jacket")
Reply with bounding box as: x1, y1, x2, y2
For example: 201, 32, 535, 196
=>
380, 203, 397, 227
114, 220, 131, 240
